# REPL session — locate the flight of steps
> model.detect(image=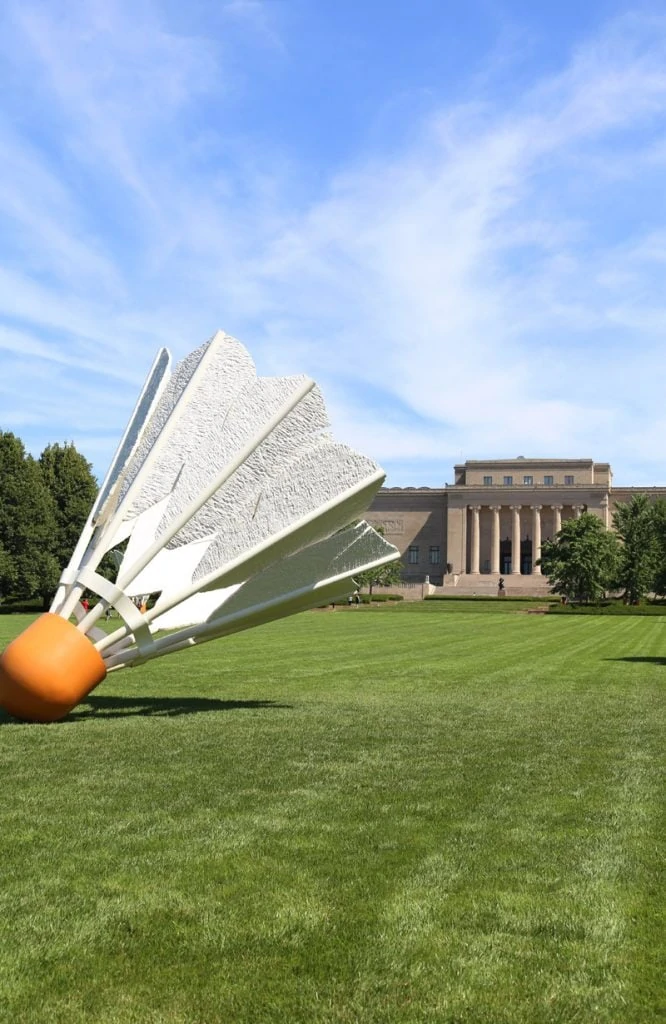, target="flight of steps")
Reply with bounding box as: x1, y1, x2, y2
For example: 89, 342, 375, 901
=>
432, 573, 552, 598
